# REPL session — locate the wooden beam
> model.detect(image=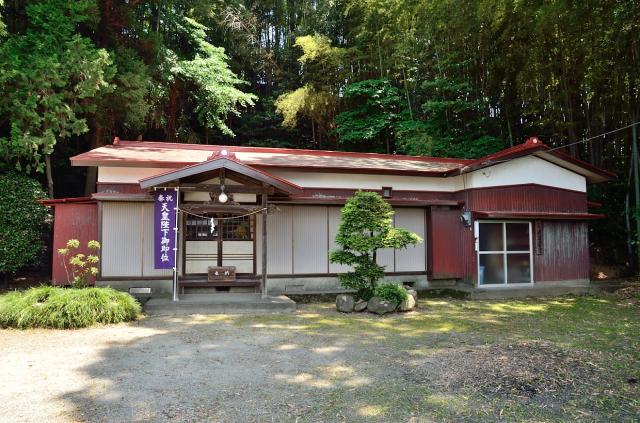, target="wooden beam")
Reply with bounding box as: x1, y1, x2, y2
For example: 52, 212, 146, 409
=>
261, 188, 268, 298
164, 184, 274, 194
181, 204, 263, 214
